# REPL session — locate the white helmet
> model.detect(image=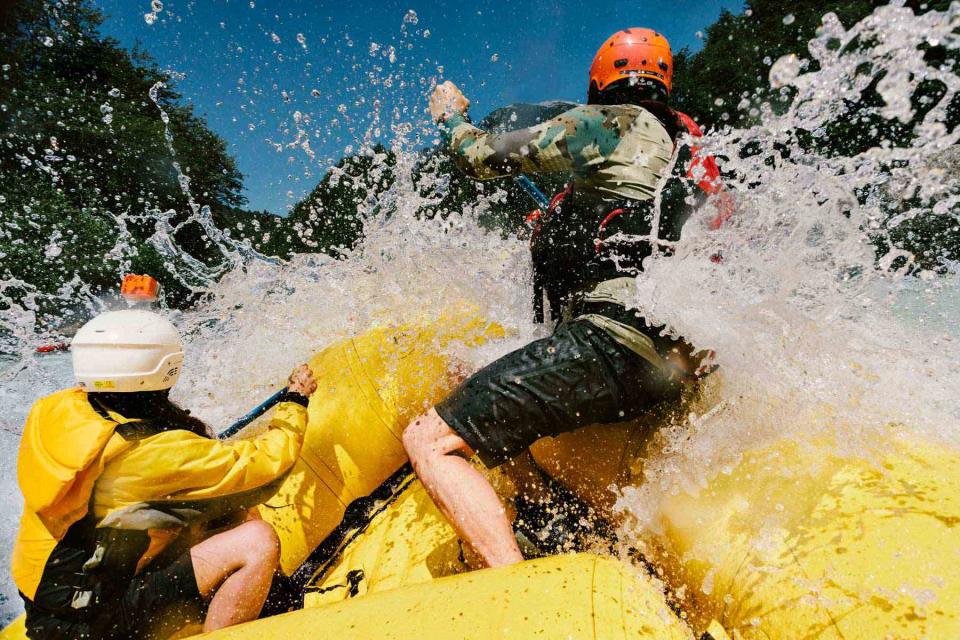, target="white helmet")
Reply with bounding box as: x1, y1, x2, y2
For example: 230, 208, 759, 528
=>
72, 310, 184, 393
